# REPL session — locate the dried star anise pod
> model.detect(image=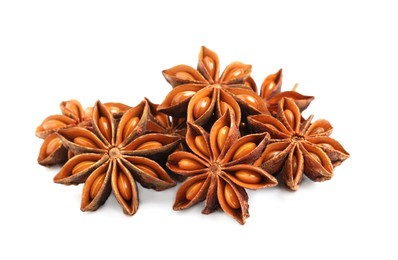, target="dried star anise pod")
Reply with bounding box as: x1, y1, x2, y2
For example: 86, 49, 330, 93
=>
167, 111, 277, 224
53, 100, 179, 215
260, 69, 314, 115
248, 98, 350, 191
158, 46, 268, 126
36, 100, 91, 166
